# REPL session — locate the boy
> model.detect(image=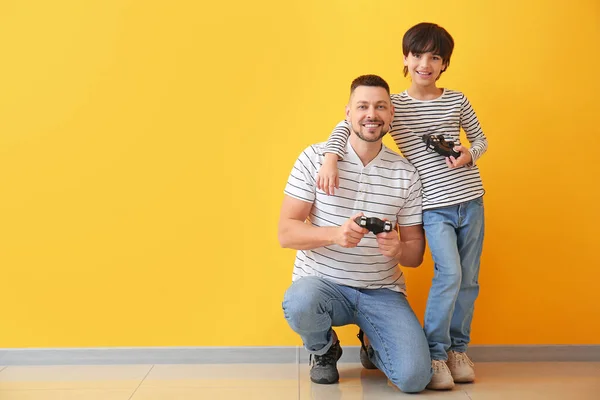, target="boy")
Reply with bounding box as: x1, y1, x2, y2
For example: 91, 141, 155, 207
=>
317, 23, 488, 390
